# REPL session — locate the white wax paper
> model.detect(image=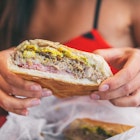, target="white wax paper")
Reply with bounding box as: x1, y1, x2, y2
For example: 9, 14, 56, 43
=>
0, 96, 140, 140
